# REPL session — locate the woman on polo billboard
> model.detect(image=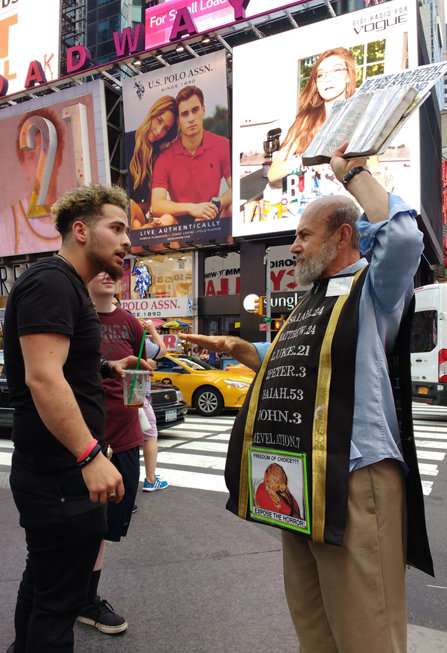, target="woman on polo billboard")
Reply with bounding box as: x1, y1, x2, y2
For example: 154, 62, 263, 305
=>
128, 95, 178, 229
